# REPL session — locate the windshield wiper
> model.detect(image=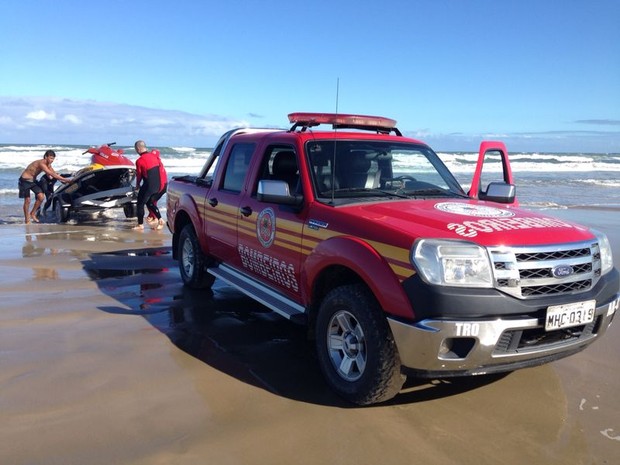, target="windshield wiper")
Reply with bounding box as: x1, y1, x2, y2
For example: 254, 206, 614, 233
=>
404, 188, 455, 197
327, 188, 410, 199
